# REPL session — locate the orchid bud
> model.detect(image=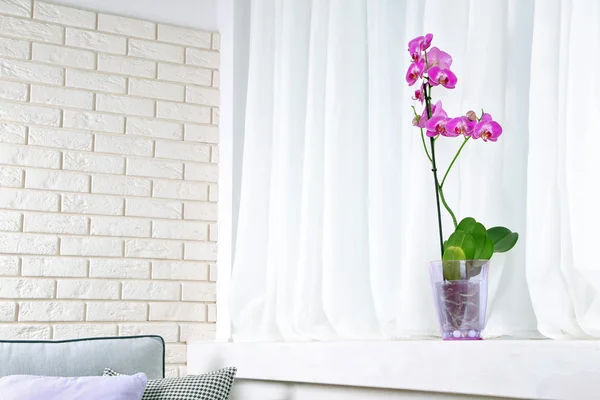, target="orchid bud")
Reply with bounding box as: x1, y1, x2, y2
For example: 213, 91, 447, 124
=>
412, 115, 420, 126
465, 110, 477, 121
